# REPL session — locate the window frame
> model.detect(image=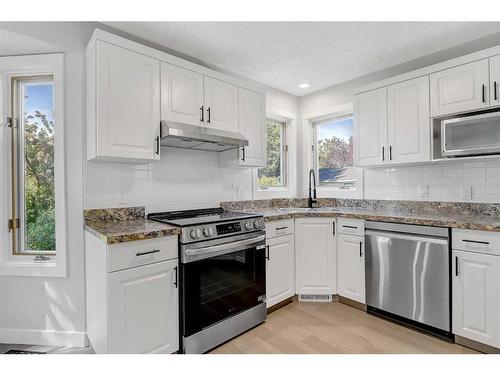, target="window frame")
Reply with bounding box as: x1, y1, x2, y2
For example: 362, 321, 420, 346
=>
312, 114, 355, 188
11, 76, 56, 257
253, 109, 296, 199
0, 54, 66, 277
257, 118, 287, 189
